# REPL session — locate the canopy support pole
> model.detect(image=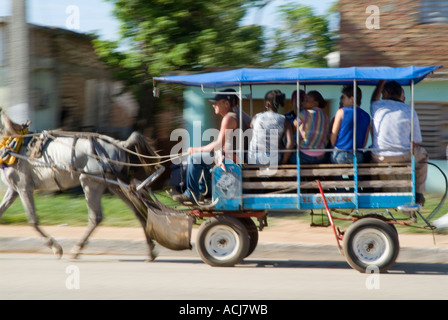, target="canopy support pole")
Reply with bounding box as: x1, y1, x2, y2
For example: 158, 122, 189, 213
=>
353, 79, 359, 210
249, 85, 253, 116
411, 79, 415, 156
411, 79, 416, 203
238, 84, 243, 164
296, 80, 301, 210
